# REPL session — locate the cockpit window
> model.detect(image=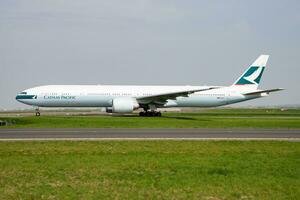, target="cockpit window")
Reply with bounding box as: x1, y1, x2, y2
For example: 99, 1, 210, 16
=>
20, 92, 27, 95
